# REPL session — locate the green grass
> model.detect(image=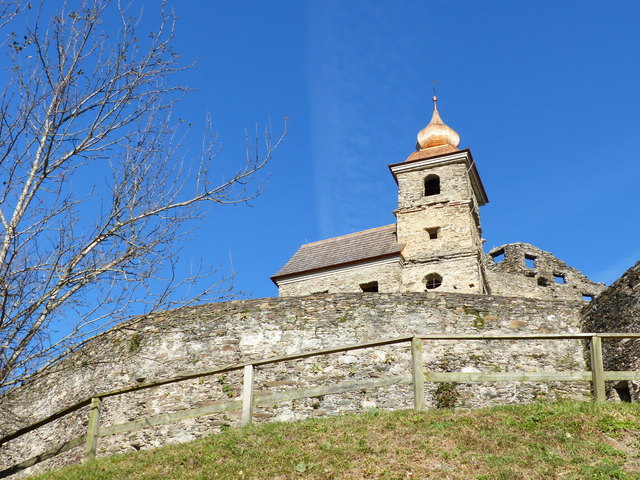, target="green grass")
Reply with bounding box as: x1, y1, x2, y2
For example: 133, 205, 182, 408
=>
30, 402, 640, 480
